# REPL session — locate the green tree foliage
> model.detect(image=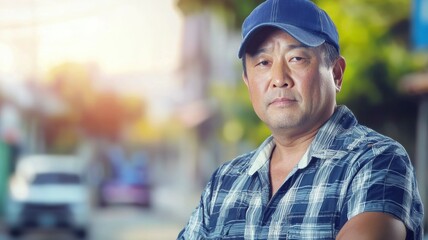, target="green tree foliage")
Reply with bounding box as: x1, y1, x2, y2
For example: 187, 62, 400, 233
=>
178, 0, 428, 156
316, 0, 428, 158
211, 84, 270, 147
